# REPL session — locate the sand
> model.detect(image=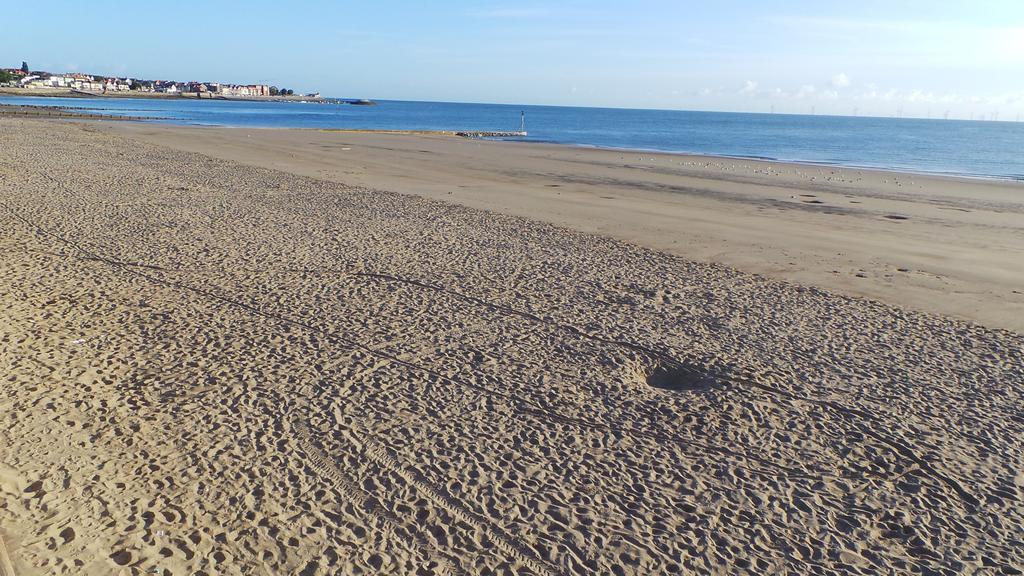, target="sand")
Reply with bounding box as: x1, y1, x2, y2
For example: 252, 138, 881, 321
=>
100, 121, 1024, 333
1, 117, 1023, 575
